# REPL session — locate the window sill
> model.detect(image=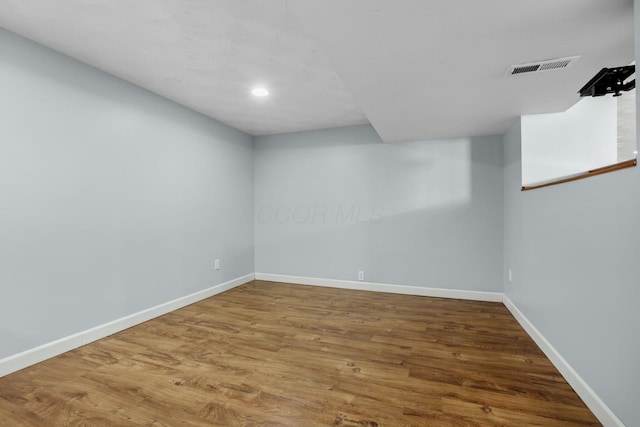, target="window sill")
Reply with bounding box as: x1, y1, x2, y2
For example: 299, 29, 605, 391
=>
521, 158, 637, 191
